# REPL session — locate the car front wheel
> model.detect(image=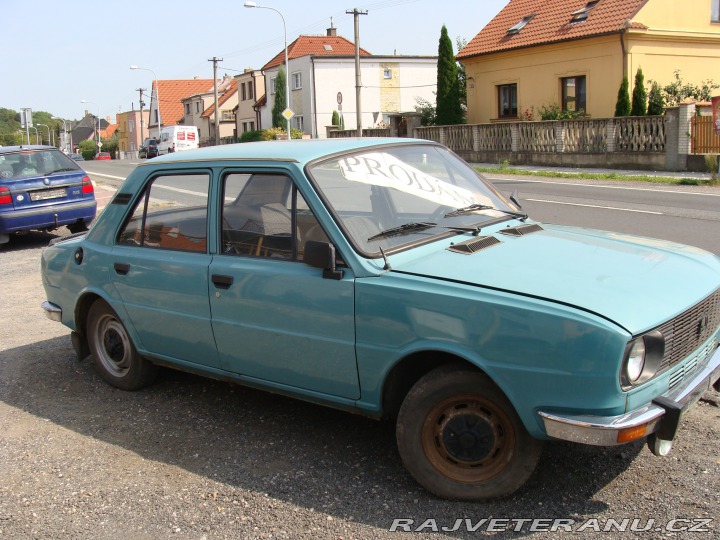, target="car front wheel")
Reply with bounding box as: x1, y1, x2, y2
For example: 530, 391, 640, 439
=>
87, 300, 158, 390
396, 364, 543, 500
